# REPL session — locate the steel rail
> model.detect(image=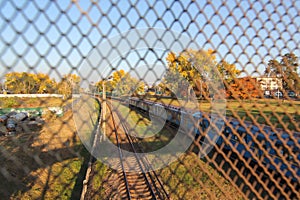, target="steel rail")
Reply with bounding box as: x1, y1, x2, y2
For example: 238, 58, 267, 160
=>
107, 104, 132, 200
129, 133, 170, 200
109, 103, 158, 200
111, 98, 170, 199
